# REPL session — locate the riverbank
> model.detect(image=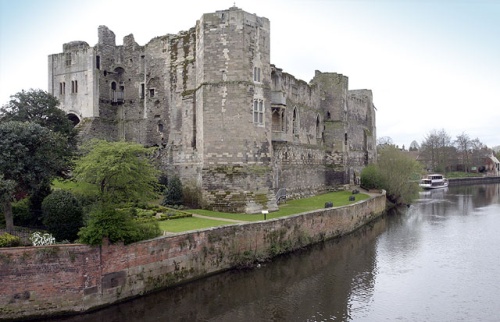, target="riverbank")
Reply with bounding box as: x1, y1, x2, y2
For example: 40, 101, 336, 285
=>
448, 175, 500, 186
0, 192, 386, 321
